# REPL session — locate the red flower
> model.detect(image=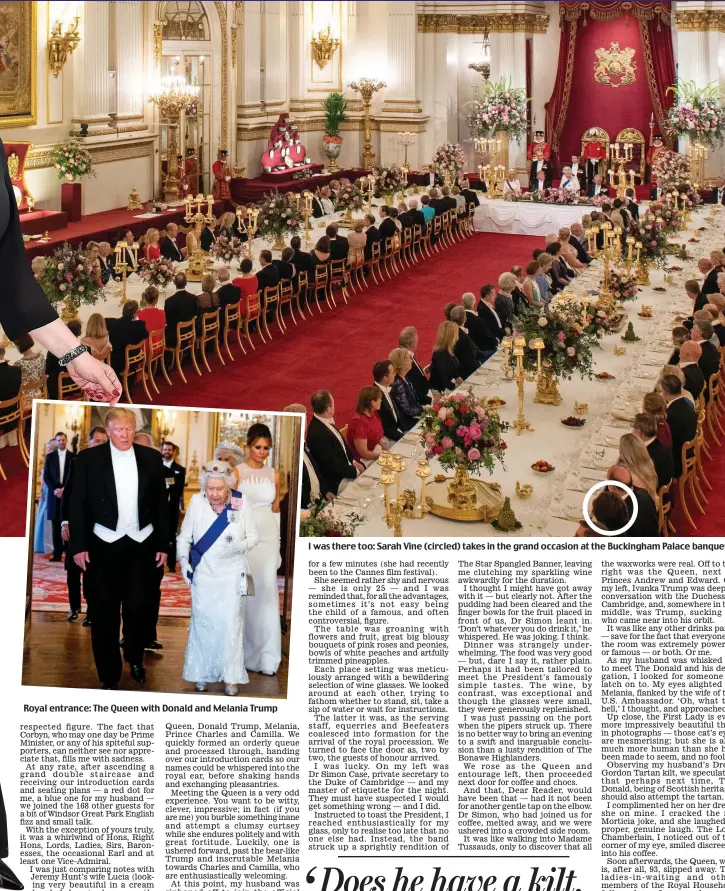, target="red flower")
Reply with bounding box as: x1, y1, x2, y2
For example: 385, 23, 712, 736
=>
445, 418, 454, 427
